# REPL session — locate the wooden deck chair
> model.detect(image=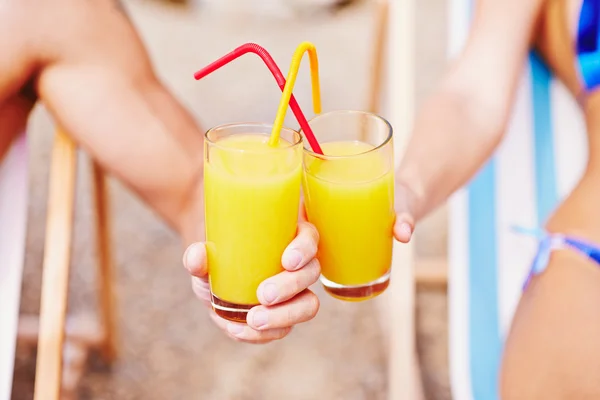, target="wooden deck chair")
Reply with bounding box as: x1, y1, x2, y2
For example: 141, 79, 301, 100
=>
369, 1, 426, 399
1, 126, 118, 399
0, 134, 29, 400
447, 0, 588, 399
